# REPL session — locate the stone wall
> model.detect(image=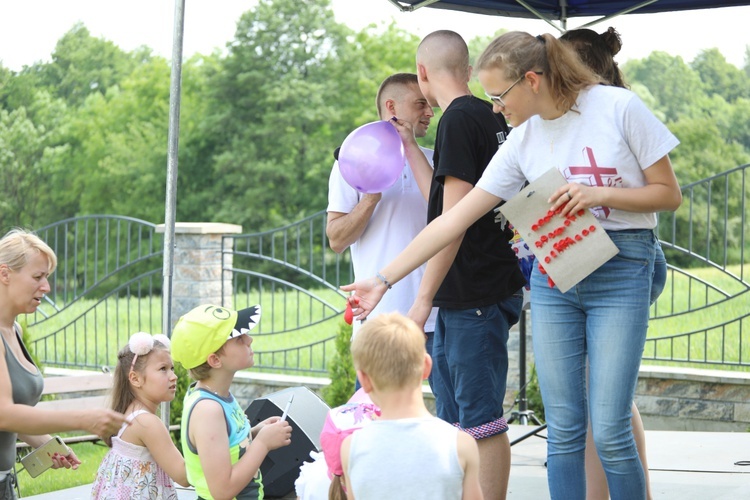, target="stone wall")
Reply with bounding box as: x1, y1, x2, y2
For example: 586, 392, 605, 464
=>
635, 365, 750, 432
504, 317, 750, 432
156, 222, 242, 329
